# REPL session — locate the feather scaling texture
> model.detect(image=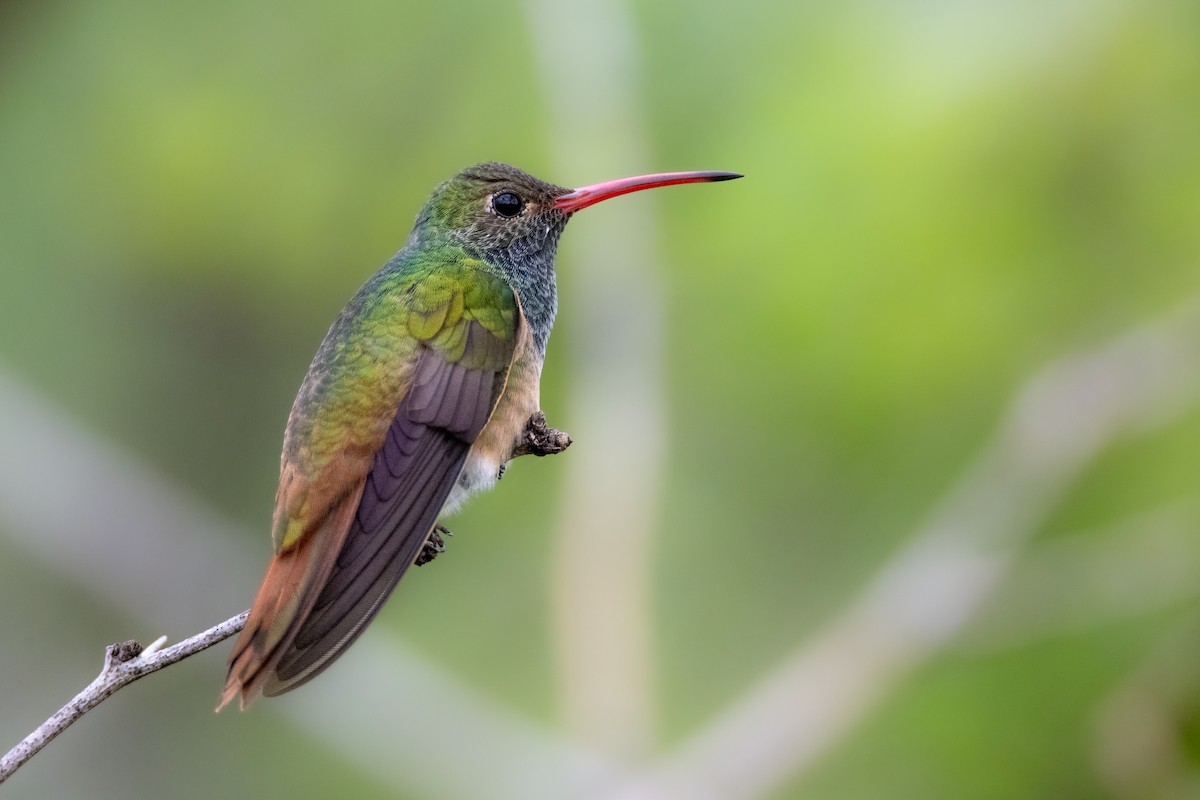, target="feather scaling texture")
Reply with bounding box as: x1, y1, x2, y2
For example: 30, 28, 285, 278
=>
221, 256, 519, 709
221, 161, 736, 709
267, 336, 504, 694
